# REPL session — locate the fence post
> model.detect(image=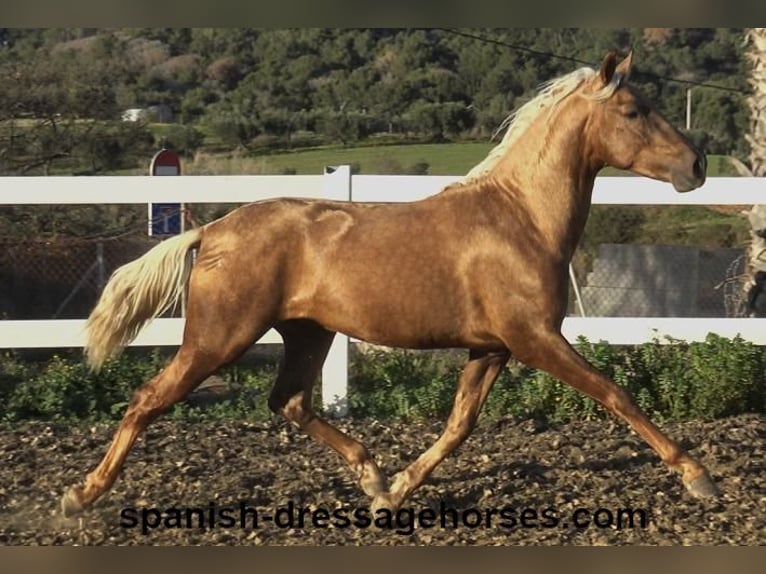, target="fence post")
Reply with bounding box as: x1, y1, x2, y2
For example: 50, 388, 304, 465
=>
320, 165, 352, 417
